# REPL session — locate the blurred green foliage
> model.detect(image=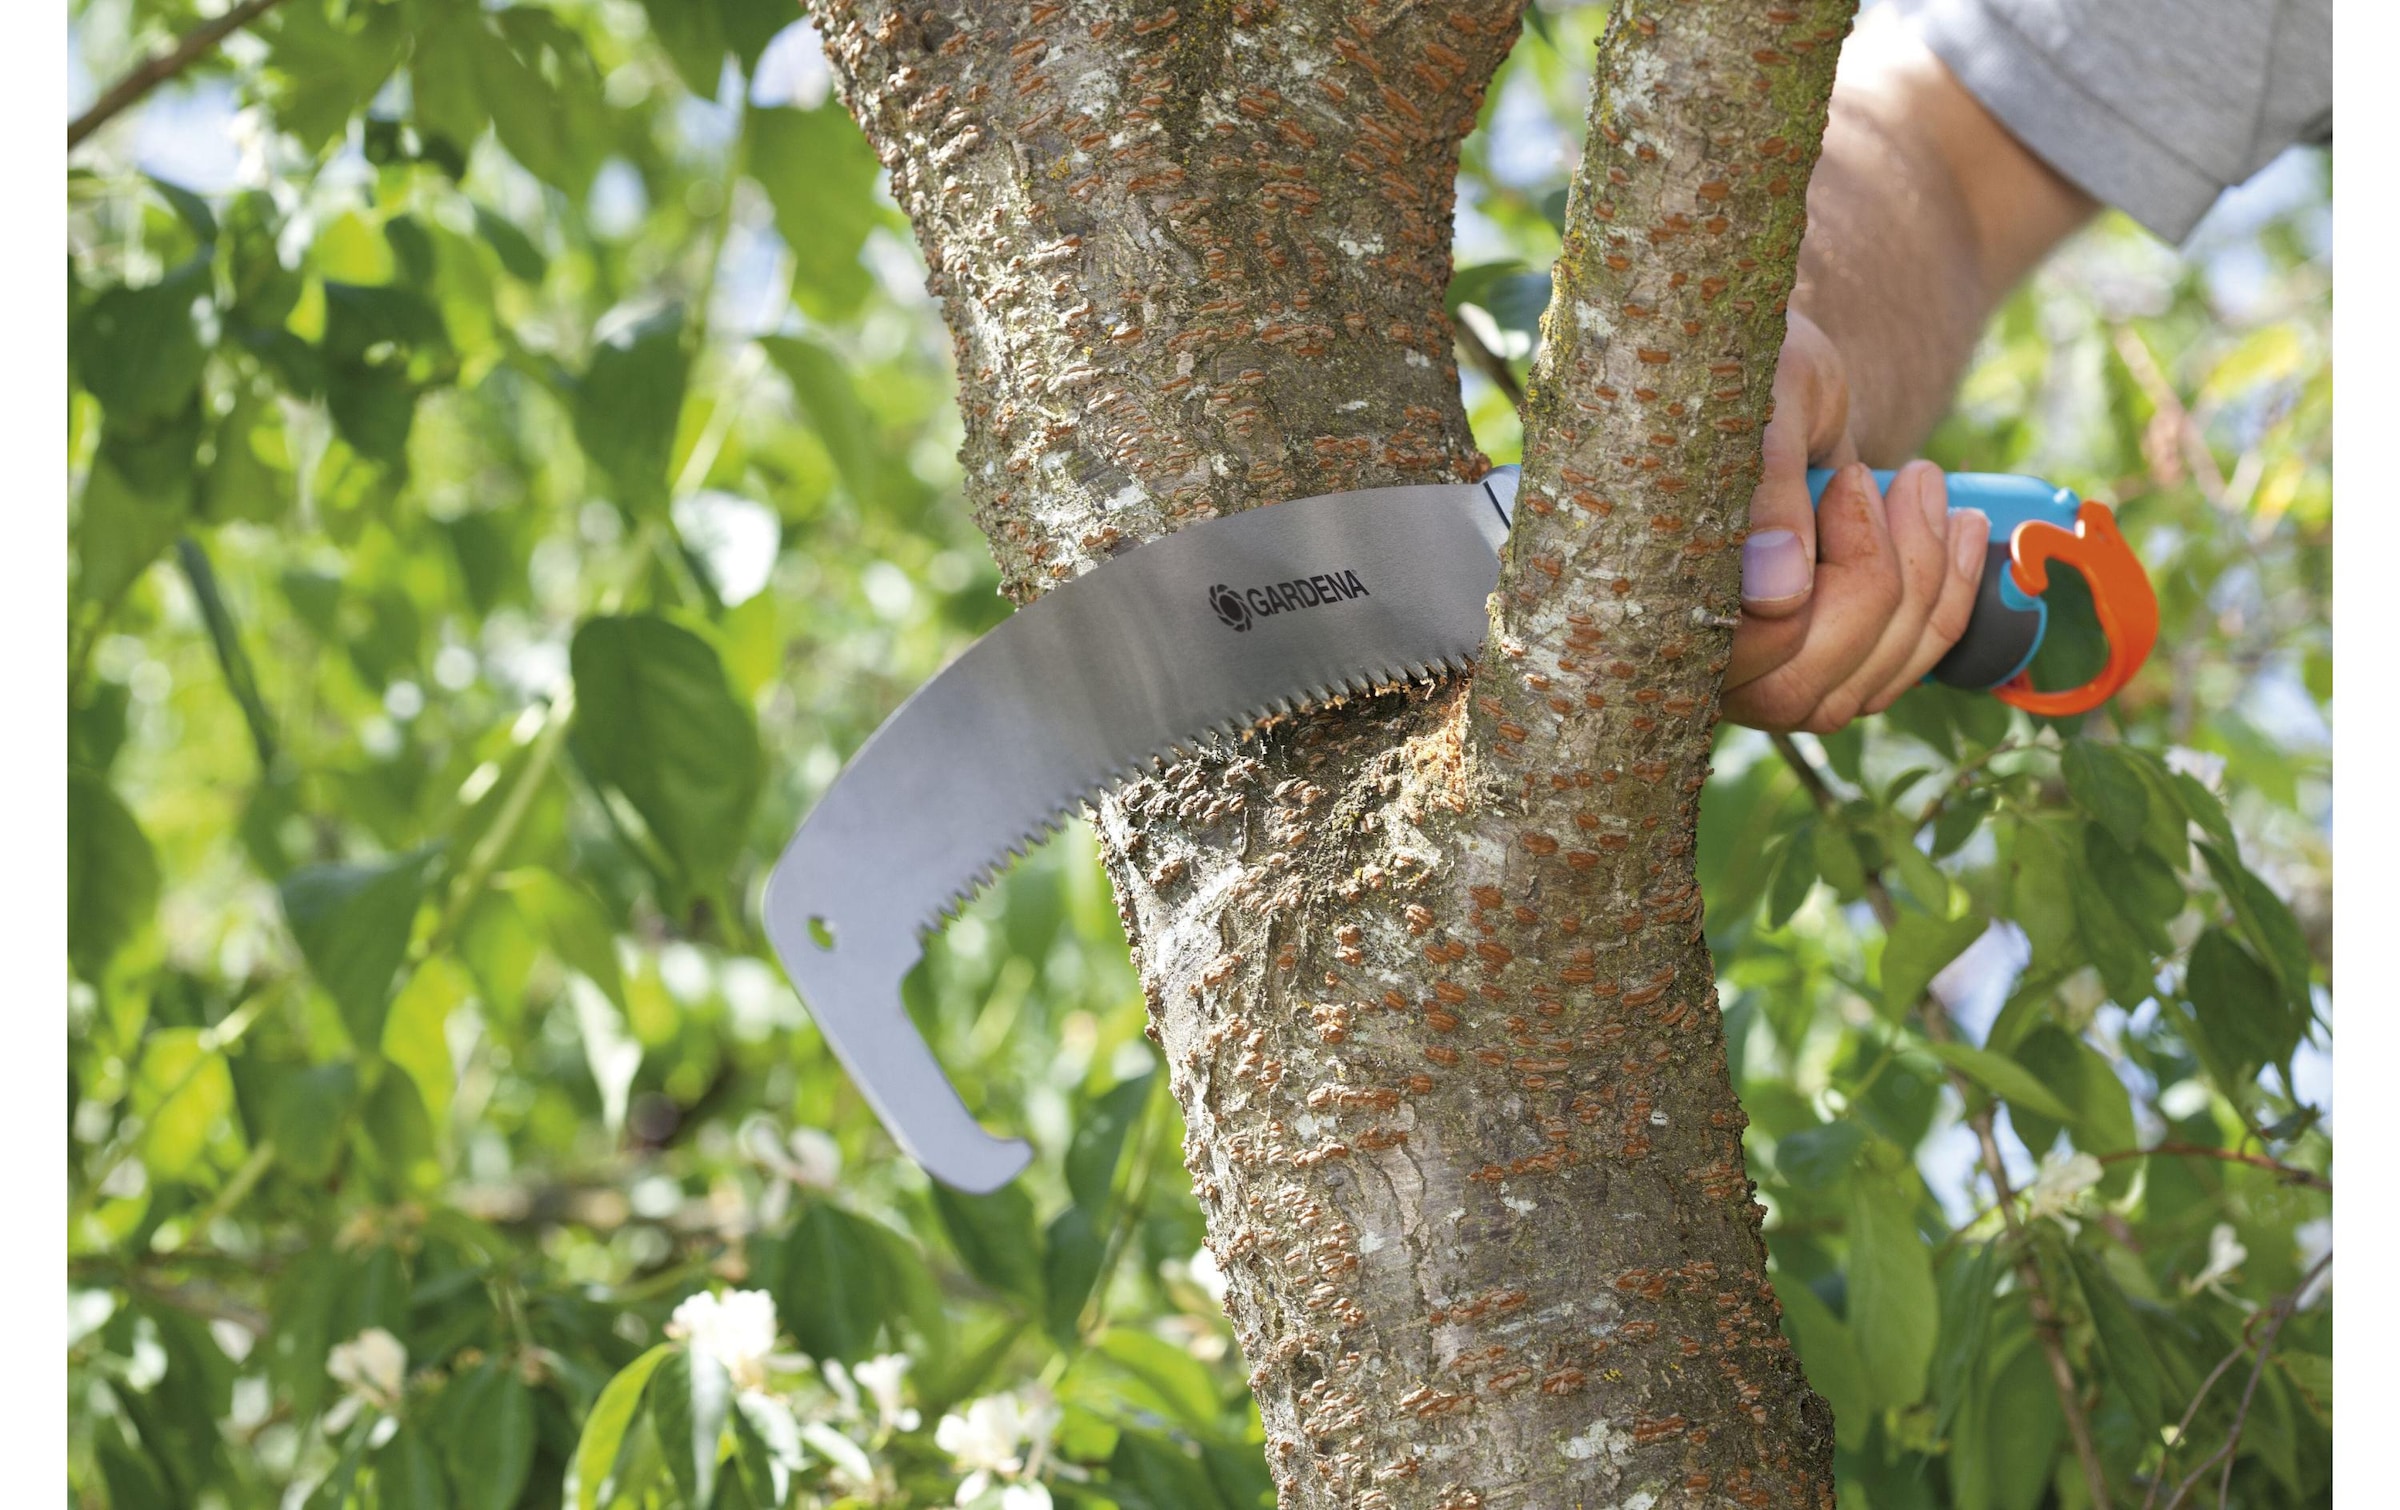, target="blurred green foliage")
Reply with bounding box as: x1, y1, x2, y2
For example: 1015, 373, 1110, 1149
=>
67, 2, 2329, 1506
